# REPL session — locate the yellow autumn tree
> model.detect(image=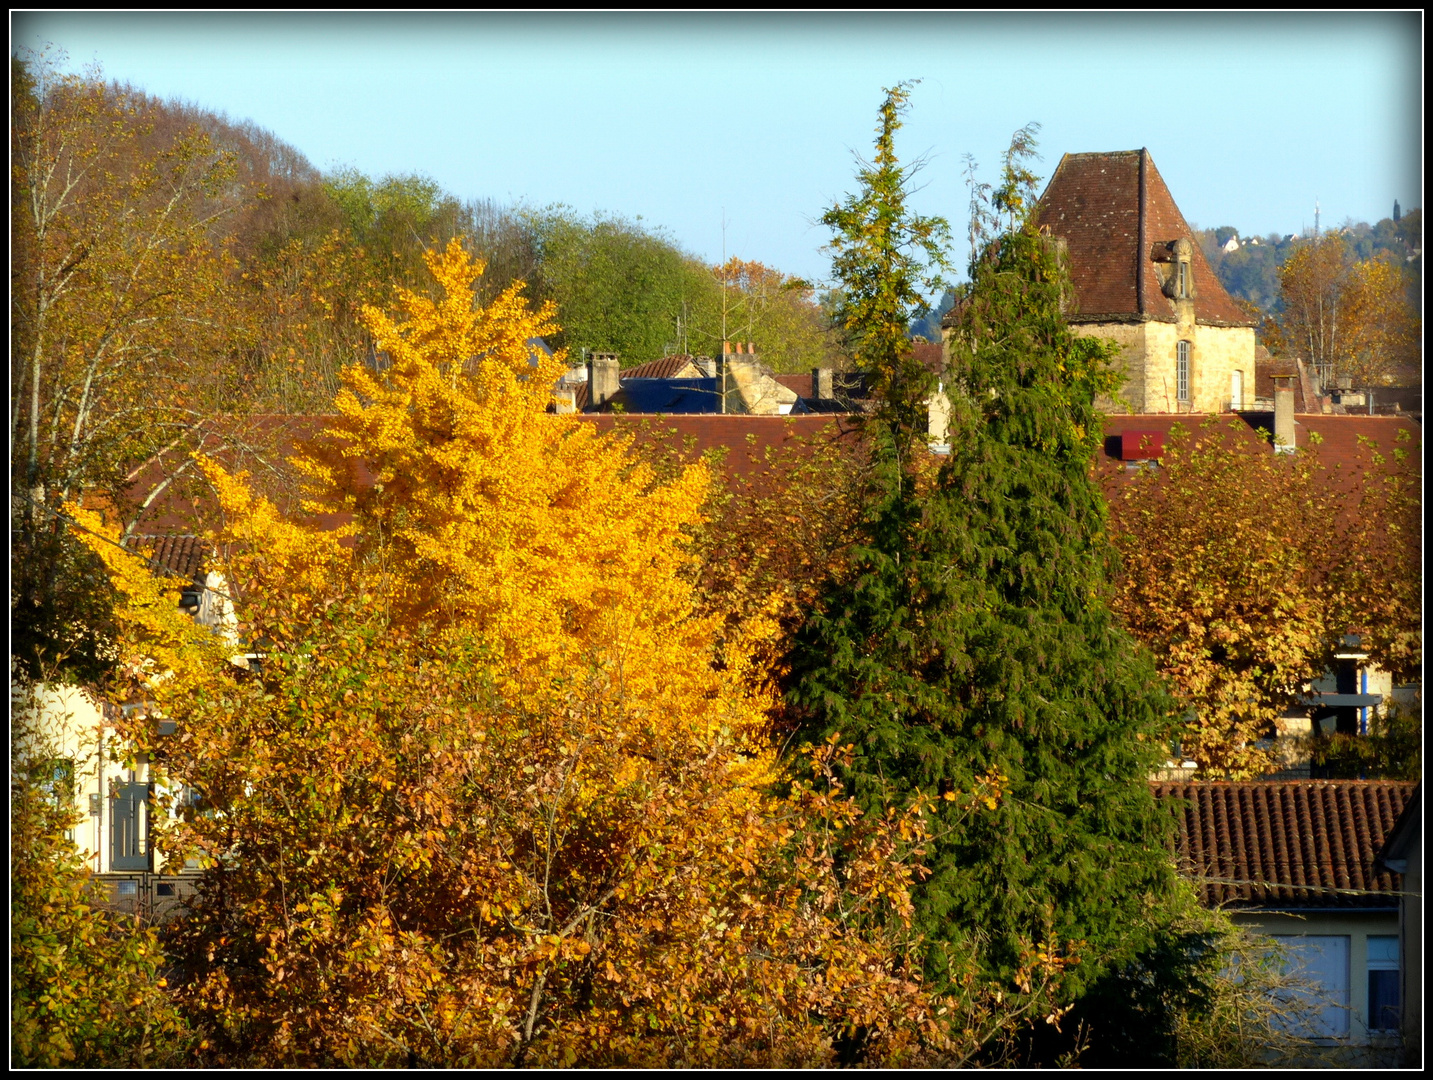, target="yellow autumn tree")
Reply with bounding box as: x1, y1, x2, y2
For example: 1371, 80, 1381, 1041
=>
1337, 254, 1421, 388
76, 240, 1034, 1067
1277, 237, 1421, 388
